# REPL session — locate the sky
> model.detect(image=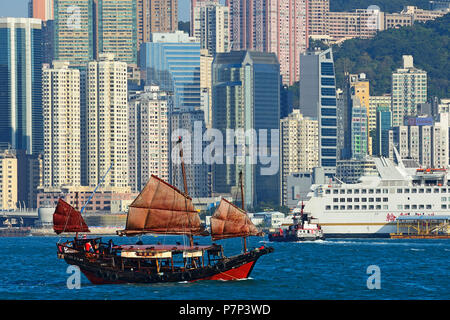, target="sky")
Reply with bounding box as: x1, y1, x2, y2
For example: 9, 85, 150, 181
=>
0, 0, 191, 21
